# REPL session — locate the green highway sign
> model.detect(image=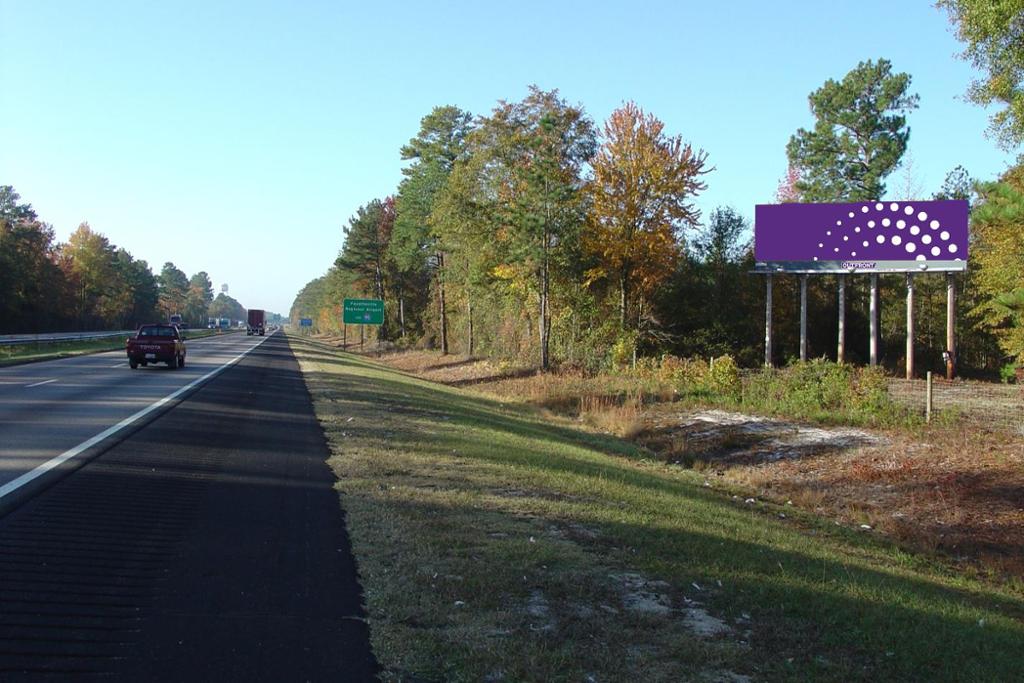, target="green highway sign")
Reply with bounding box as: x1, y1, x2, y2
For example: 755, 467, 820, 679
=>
343, 298, 384, 325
